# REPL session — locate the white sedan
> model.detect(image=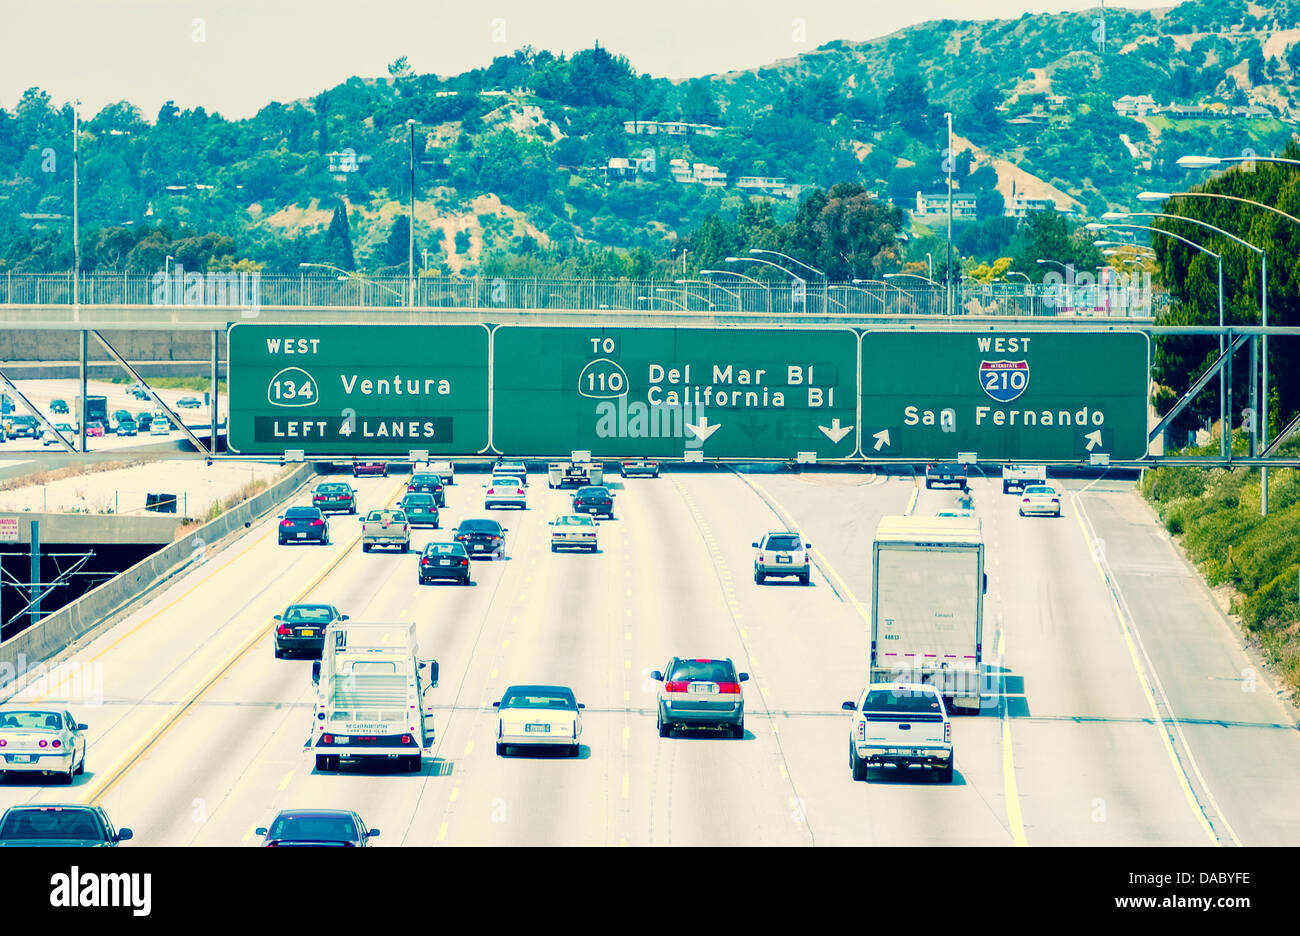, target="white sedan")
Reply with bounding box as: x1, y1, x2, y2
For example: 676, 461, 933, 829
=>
1019, 484, 1062, 517
0, 708, 87, 784
484, 475, 527, 509
549, 514, 599, 552
495, 685, 584, 757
